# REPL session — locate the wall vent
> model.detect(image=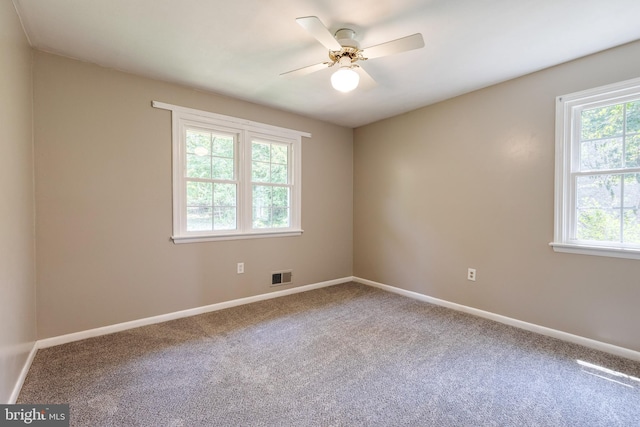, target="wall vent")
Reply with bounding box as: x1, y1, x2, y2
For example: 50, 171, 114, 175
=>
271, 270, 293, 286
